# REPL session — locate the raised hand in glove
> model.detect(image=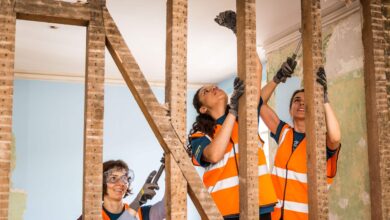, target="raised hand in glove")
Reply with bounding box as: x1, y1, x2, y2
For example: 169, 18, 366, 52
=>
273, 57, 297, 84
316, 67, 329, 103
228, 77, 245, 117
214, 10, 237, 34
129, 170, 159, 211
